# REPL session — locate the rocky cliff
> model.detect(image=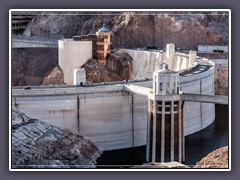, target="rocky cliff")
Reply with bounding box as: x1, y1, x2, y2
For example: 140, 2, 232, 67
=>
12, 107, 101, 168
215, 64, 228, 95
194, 146, 228, 168
12, 48, 58, 86
29, 12, 228, 49
42, 65, 64, 85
